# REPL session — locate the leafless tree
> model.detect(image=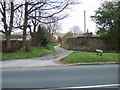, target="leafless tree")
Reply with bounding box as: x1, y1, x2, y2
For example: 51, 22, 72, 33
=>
0, 1, 14, 50
20, 0, 79, 50
0, 0, 80, 51
70, 25, 83, 36
0, 0, 24, 50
